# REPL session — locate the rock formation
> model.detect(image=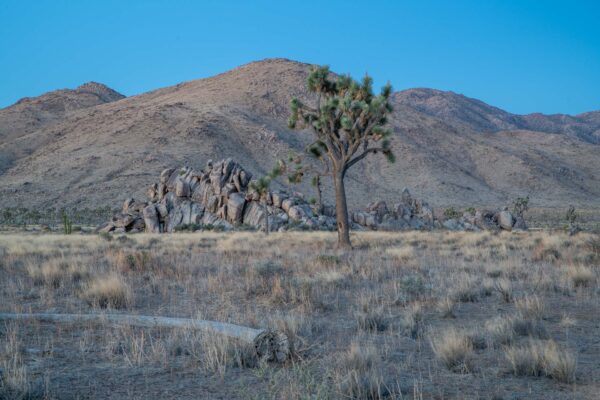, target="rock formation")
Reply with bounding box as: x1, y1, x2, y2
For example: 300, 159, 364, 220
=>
351, 189, 527, 232
99, 159, 527, 234
98, 158, 336, 234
